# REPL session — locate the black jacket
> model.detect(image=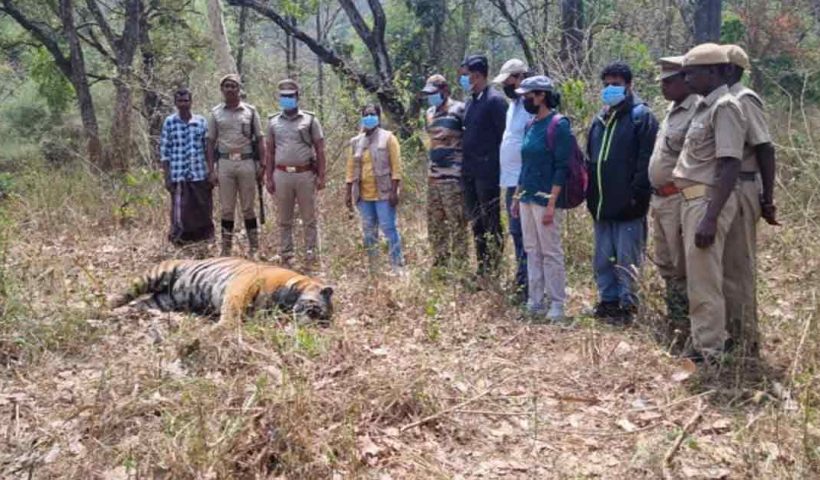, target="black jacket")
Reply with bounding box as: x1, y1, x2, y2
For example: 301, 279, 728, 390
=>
586, 94, 659, 221
462, 85, 508, 181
